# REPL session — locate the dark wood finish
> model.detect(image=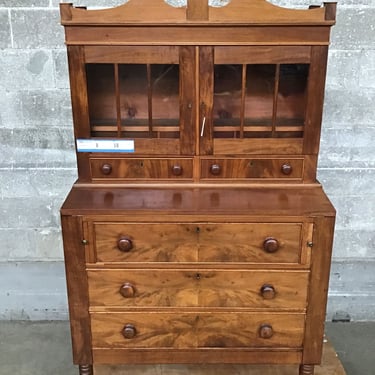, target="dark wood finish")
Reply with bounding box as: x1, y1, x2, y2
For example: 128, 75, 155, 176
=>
60, 215, 92, 365
60, 1, 336, 374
